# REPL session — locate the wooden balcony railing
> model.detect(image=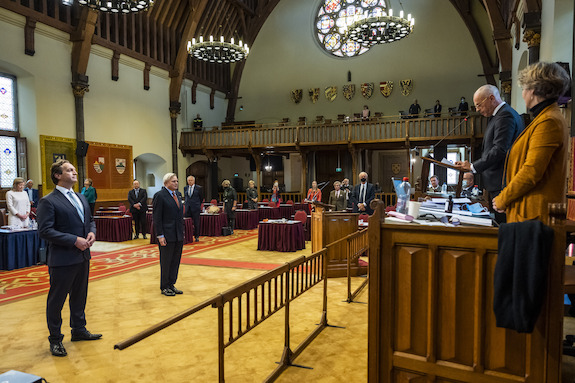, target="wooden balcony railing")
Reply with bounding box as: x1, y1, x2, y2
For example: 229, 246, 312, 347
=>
180, 115, 488, 153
